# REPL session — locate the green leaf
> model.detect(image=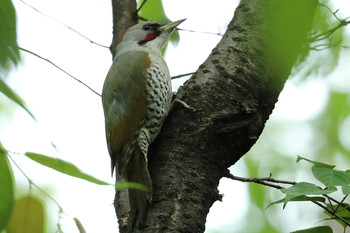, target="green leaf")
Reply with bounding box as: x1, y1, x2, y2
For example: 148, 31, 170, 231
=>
115, 182, 146, 191
312, 166, 350, 192
138, 0, 168, 23
0, 0, 20, 71
246, 157, 267, 209
290, 226, 332, 233
24, 152, 111, 185
0, 143, 14, 231
312, 92, 350, 159
0, 76, 36, 120
281, 182, 336, 208
6, 196, 44, 233
266, 195, 326, 209
73, 218, 86, 233
342, 185, 350, 195
296, 156, 335, 169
